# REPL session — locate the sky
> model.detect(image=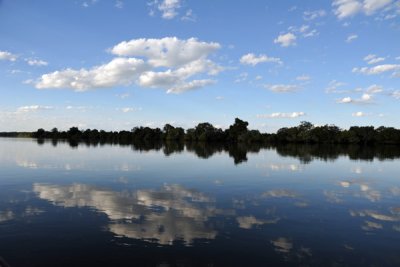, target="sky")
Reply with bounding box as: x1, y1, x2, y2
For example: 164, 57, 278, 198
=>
0, 0, 399, 132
